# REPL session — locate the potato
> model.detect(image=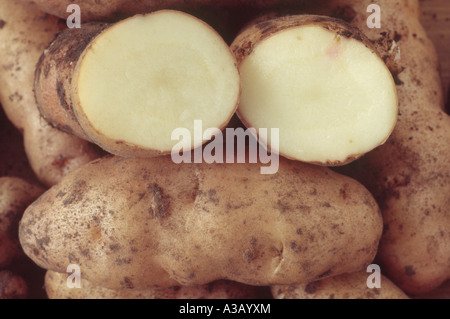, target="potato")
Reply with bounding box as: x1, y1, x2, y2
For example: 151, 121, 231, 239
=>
0, 177, 45, 268
272, 270, 409, 299
45, 270, 268, 299
0, 0, 102, 187
230, 14, 398, 166
305, 0, 450, 295
34, 10, 241, 158
19, 155, 382, 290
0, 270, 28, 299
